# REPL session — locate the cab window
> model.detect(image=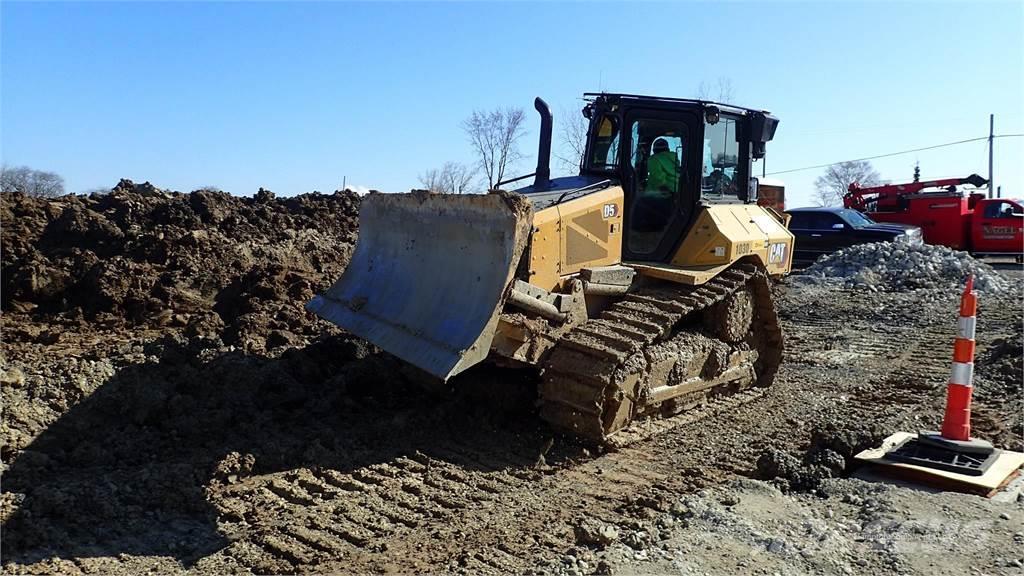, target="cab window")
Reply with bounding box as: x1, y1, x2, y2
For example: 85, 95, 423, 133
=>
626, 118, 688, 255
840, 209, 873, 227
815, 213, 844, 229
588, 116, 620, 170
702, 116, 740, 198
983, 201, 1023, 219
788, 213, 811, 229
